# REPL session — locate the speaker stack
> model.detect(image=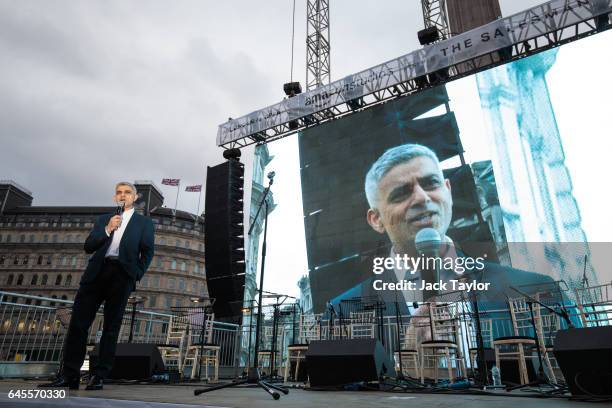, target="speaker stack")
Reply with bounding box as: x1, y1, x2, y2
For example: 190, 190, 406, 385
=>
554, 326, 612, 398
204, 159, 246, 324
305, 339, 395, 387
89, 343, 165, 380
